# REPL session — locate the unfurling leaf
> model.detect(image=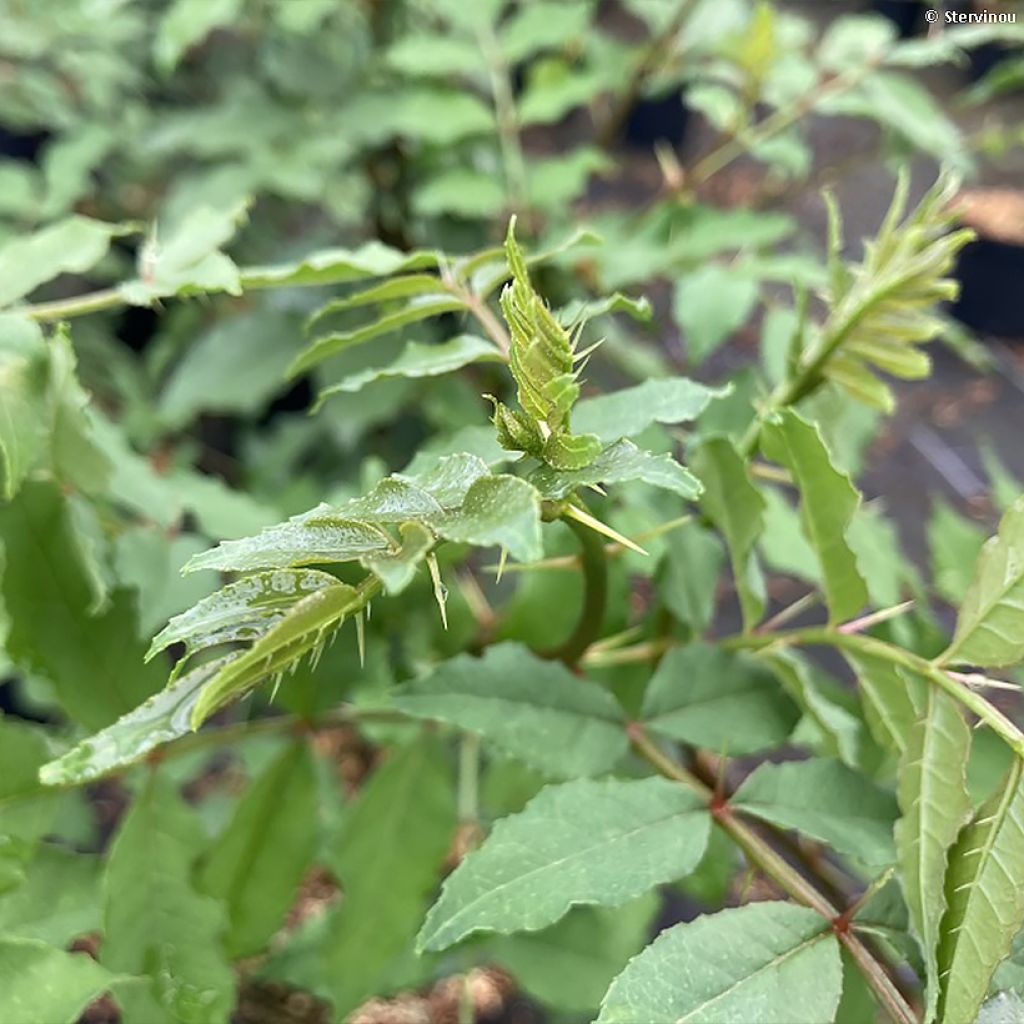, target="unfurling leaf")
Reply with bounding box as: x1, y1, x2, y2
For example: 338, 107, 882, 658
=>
804, 173, 972, 411
492, 218, 600, 467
